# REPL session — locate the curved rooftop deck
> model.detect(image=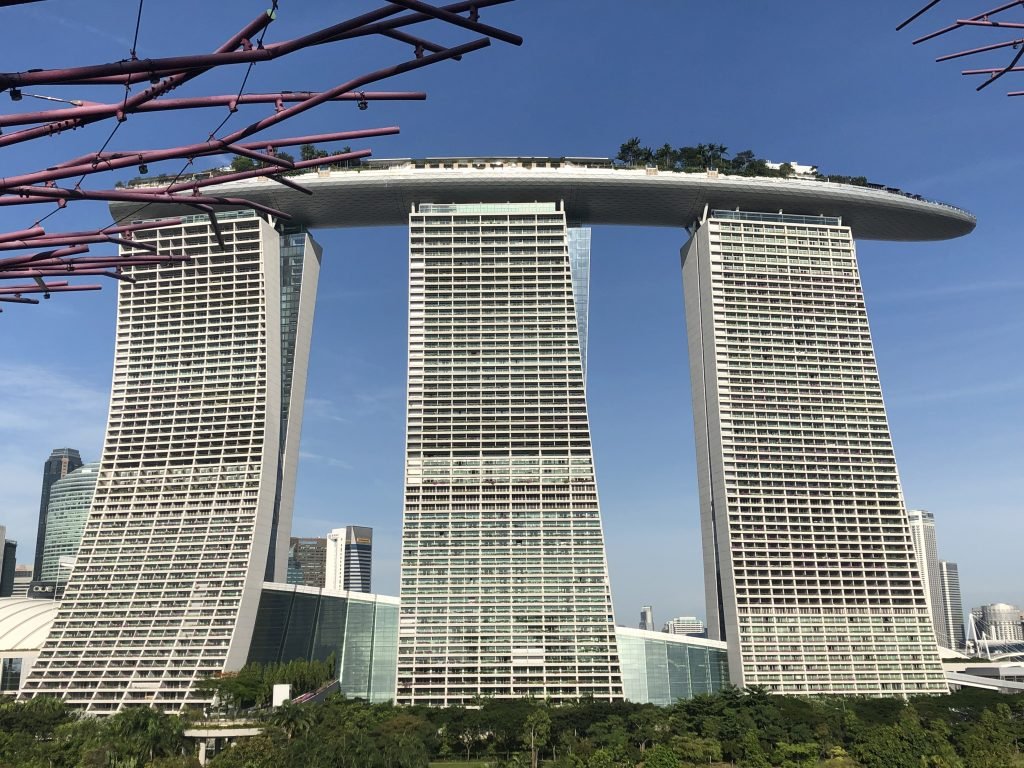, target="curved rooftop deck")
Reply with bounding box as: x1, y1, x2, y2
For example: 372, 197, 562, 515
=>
112, 158, 976, 241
